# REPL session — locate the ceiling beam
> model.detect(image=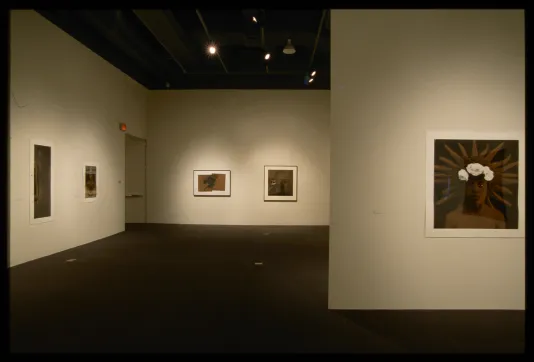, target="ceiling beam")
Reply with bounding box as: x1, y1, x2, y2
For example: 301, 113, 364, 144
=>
74, 10, 187, 87
114, 11, 186, 84
132, 10, 190, 73
187, 31, 329, 53
164, 73, 330, 90
308, 10, 328, 69
36, 10, 164, 89
77, 11, 170, 79
184, 71, 307, 76
195, 9, 229, 73
260, 9, 268, 73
